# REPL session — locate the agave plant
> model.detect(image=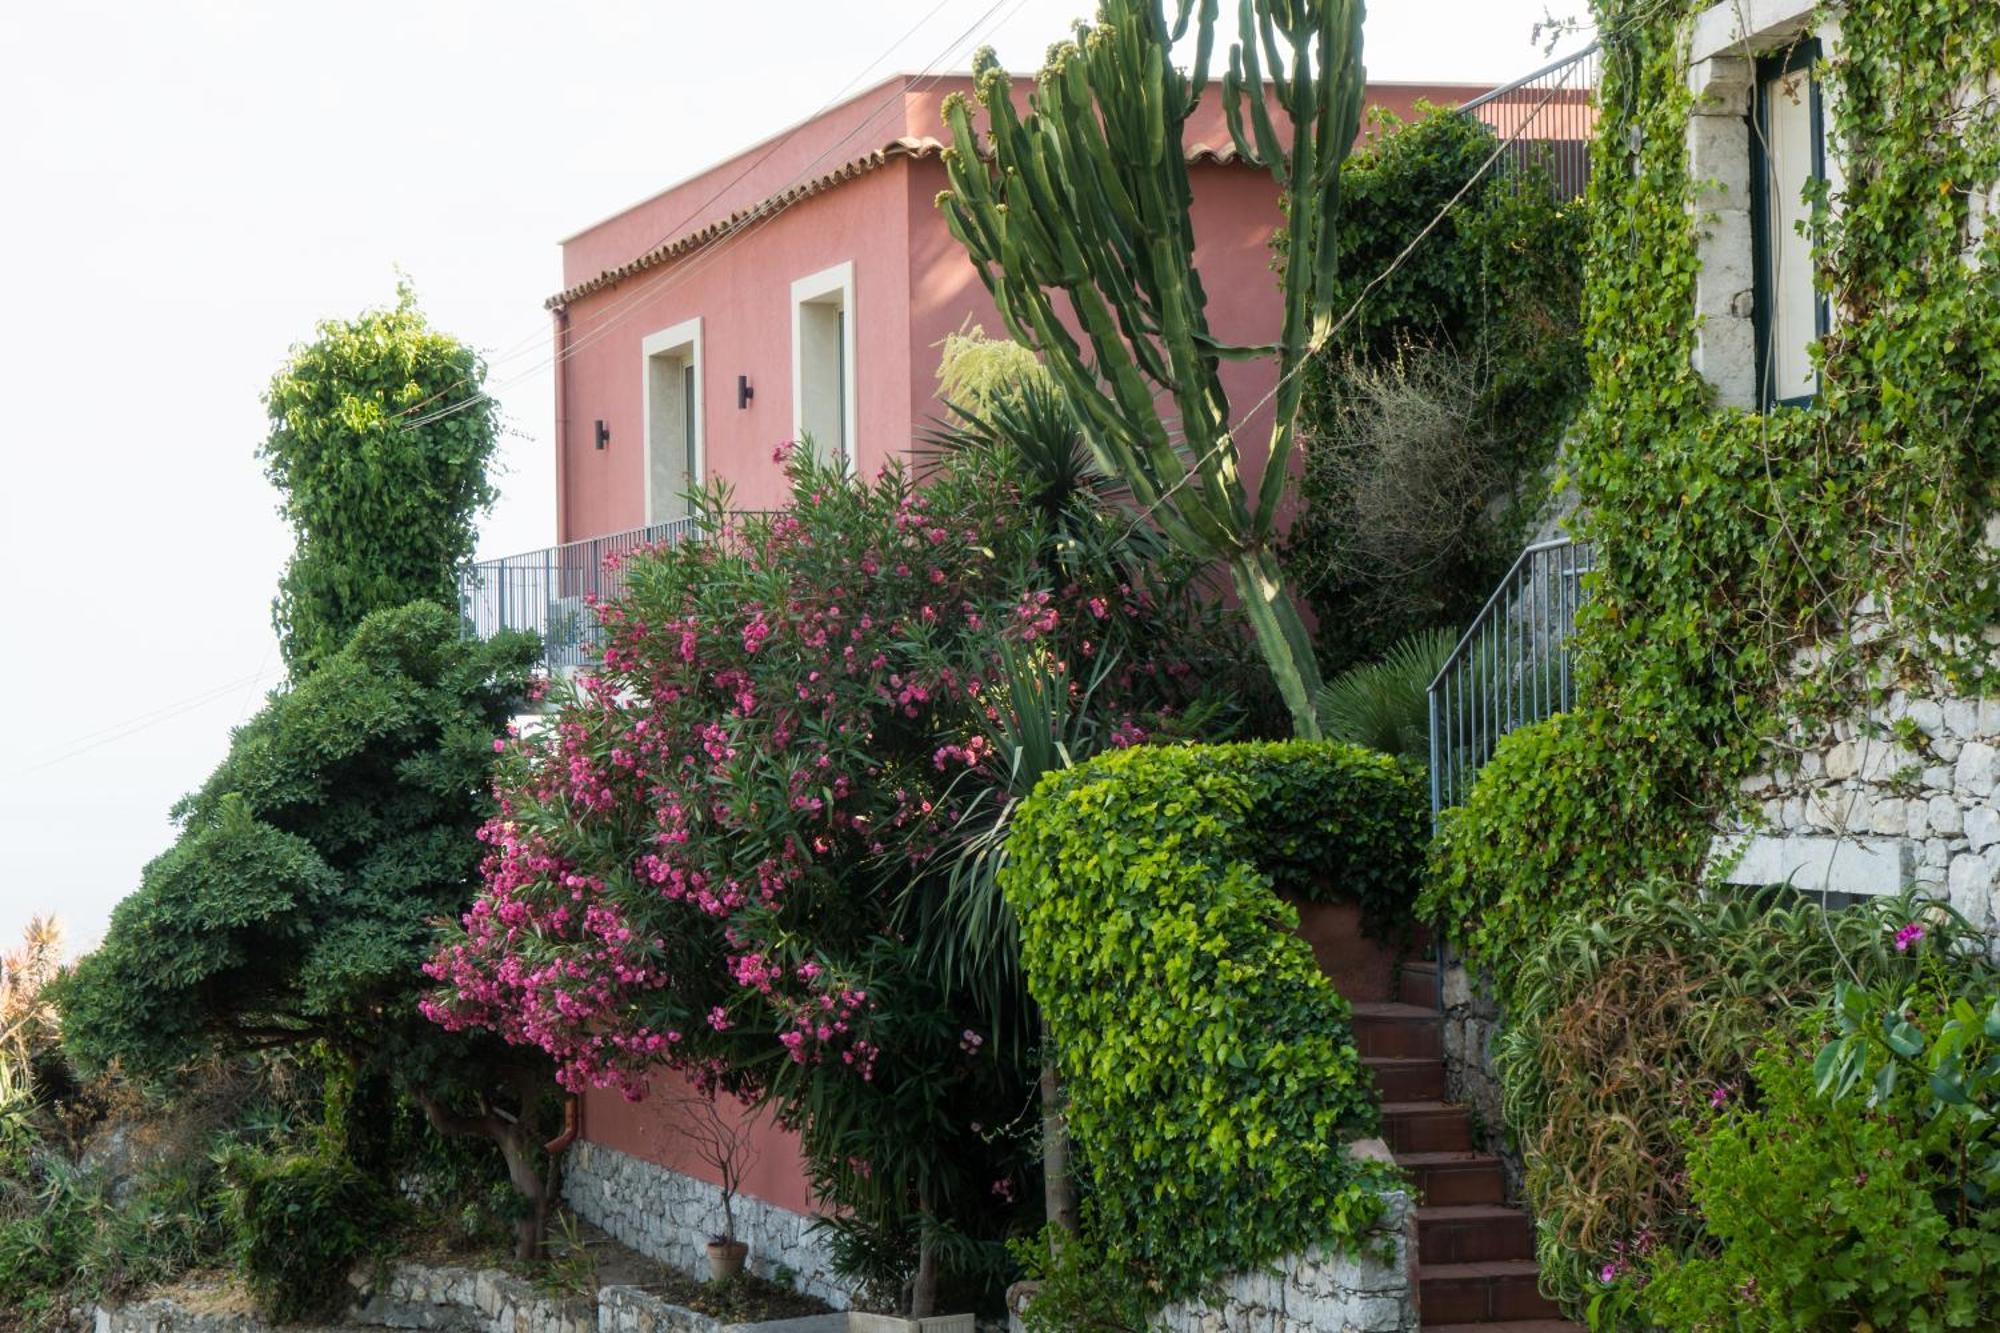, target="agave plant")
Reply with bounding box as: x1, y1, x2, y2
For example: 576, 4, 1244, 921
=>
1316, 627, 1458, 759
